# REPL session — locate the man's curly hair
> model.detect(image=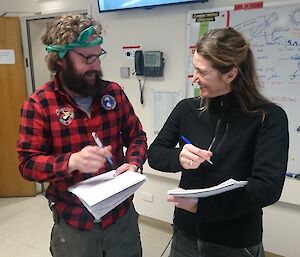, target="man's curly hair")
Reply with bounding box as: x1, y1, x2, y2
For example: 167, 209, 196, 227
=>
42, 14, 102, 72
